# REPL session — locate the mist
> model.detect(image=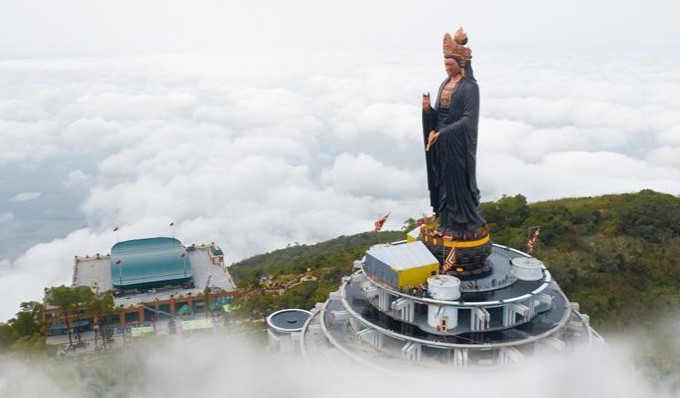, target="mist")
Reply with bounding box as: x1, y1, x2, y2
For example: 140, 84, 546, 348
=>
2, 321, 678, 398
